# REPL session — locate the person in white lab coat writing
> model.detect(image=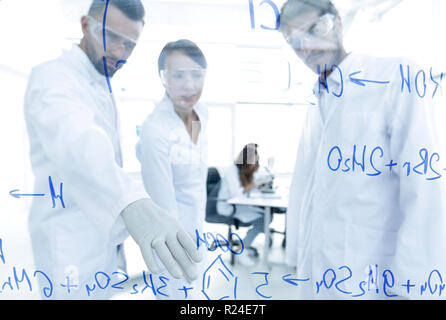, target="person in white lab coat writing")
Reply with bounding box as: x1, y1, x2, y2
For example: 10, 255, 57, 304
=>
279, 0, 446, 299
217, 143, 273, 267
24, 1, 201, 299
136, 39, 209, 299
